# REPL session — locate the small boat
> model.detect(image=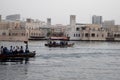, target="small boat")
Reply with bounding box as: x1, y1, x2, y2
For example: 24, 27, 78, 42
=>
0, 41, 36, 61
45, 43, 74, 47
45, 42, 74, 47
